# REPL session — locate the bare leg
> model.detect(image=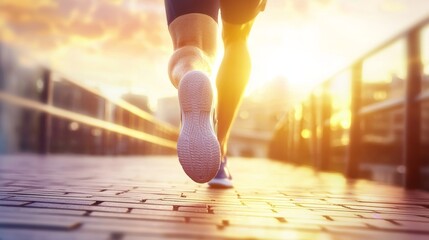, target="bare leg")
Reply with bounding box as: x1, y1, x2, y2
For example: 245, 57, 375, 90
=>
216, 20, 255, 156
167, 14, 218, 87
